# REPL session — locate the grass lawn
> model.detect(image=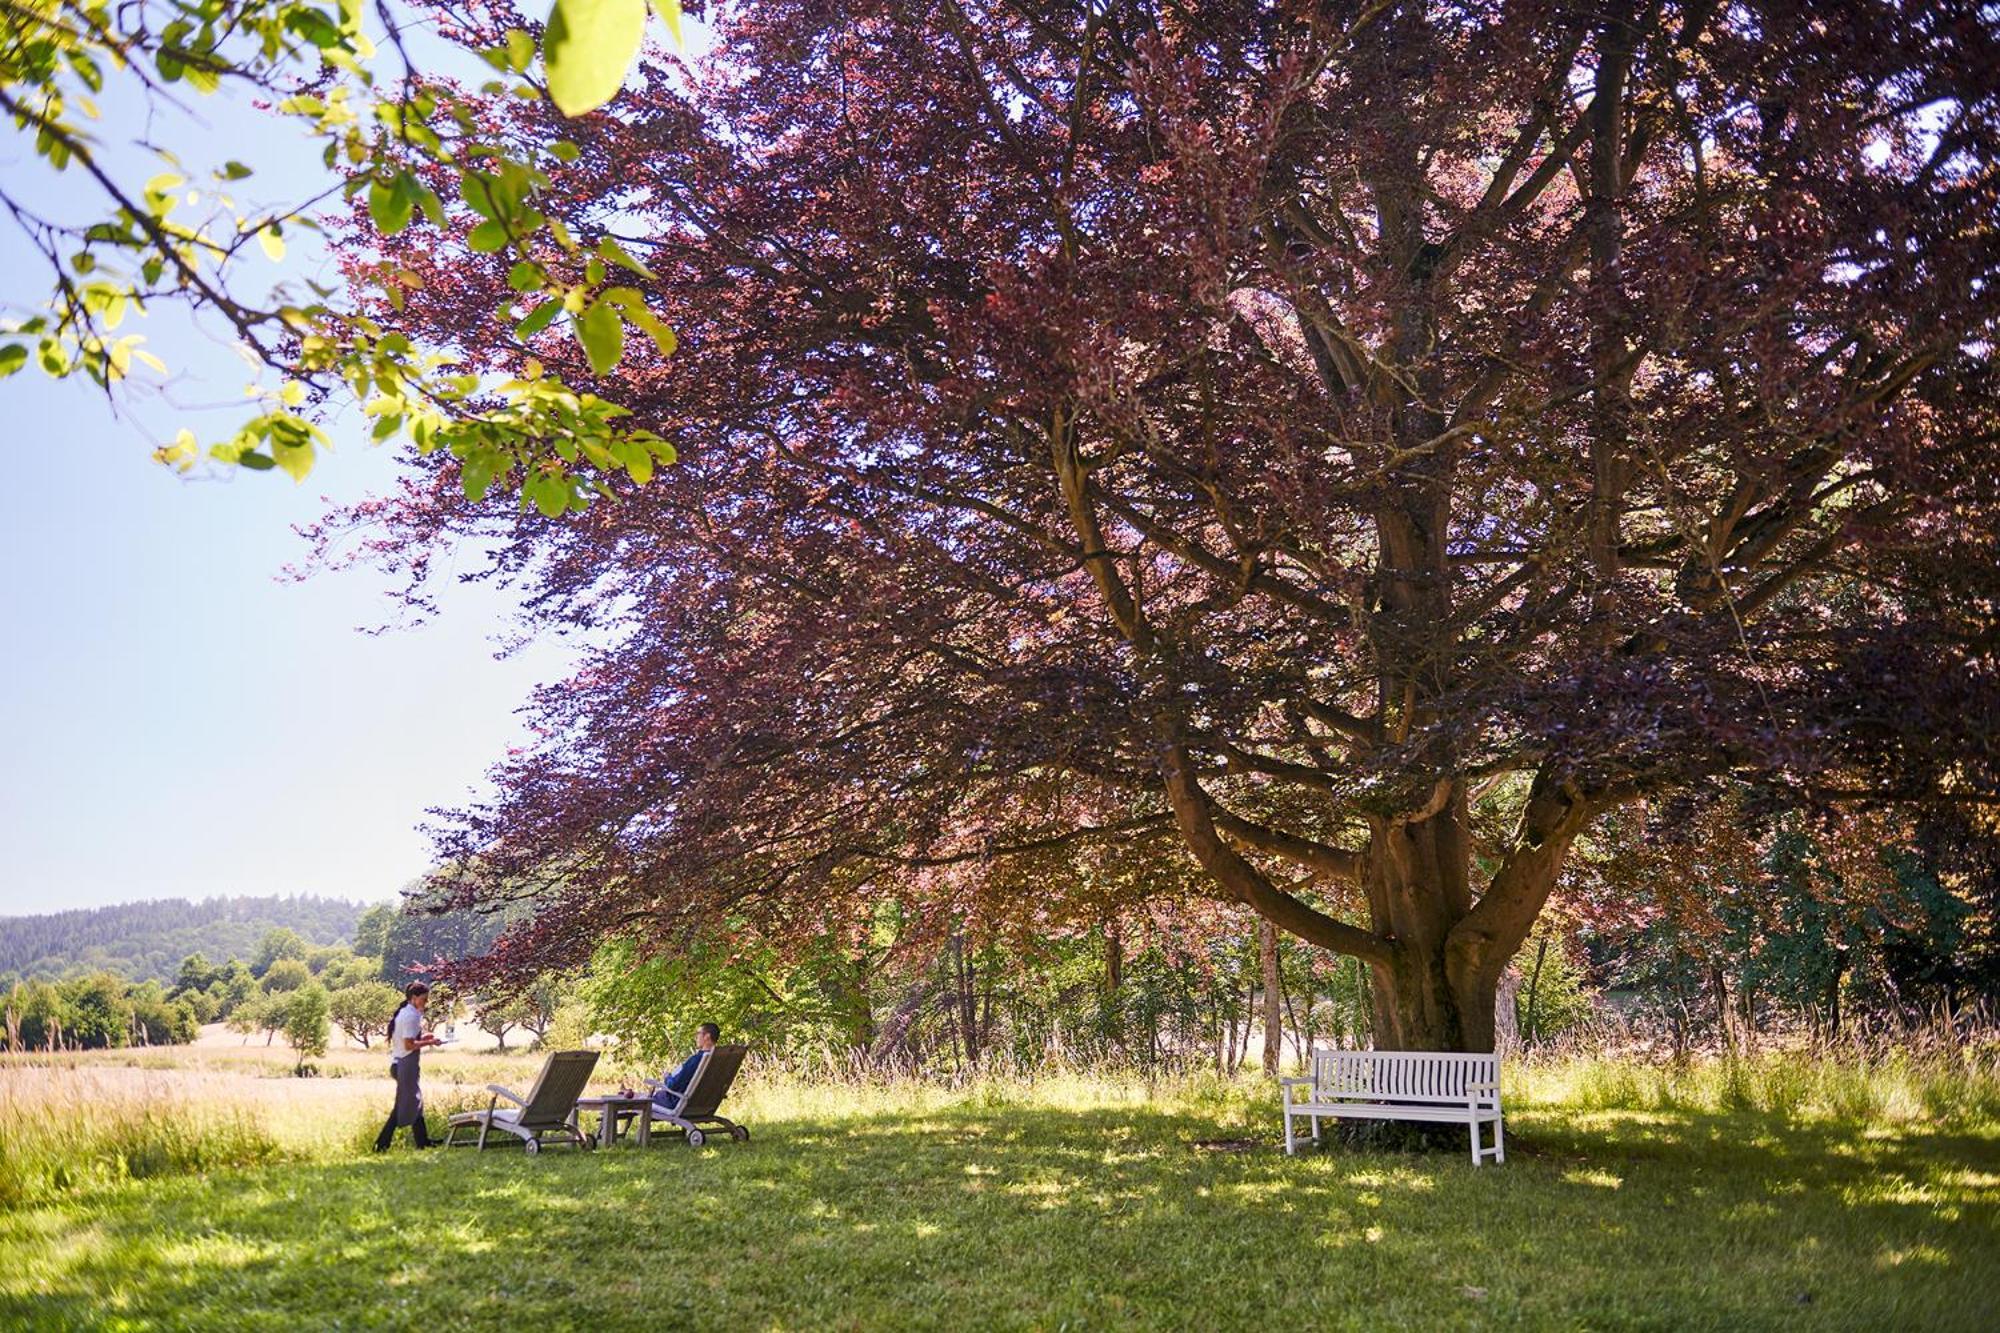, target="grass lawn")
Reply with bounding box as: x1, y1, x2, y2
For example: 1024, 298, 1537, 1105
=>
3, 1073, 1996, 1331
